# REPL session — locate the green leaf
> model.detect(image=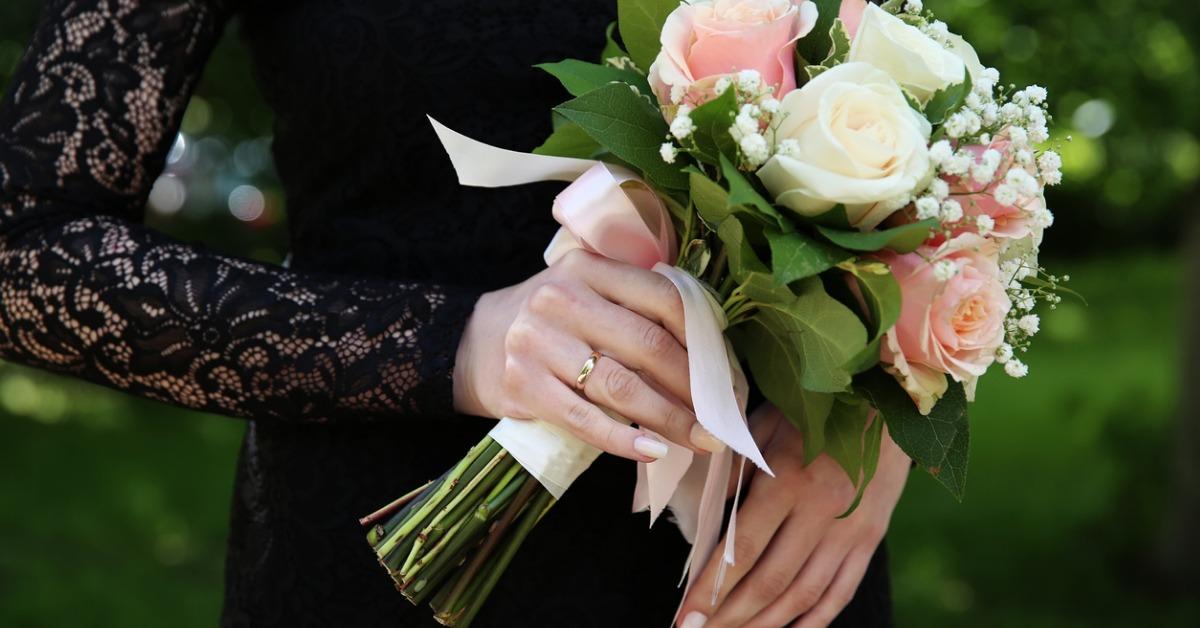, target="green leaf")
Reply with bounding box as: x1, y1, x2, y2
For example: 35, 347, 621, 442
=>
661, 191, 689, 226
842, 260, 901, 340
533, 123, 602, 159
744, 278, 868, 393
554, 83, 688, 190
841, 405, 885, 517
878, 0, 905, 13
838, 260, 901, 373
688, 167, 776, 231
720, 154, 785, 228
735, 271, 795, 305
536, 59, 651, 98
804, 64, 829, 82
825, 397, 871, 482
600, 22, 627, 63
617, 0, 678, 72
736, 328, 835, 463
816, 219, 939, 253
823, 397, 885, 516
717, 218, 768, 282
687, 87, 739, 166
766, 229, 851, 284
688, 168, 732, 224
821, 19, 852, 66
924, 67, 973, 125
809, 205, 852, 229
845, 335, 883, 374
857, 368, 970, 500
796, 0, 842, 65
